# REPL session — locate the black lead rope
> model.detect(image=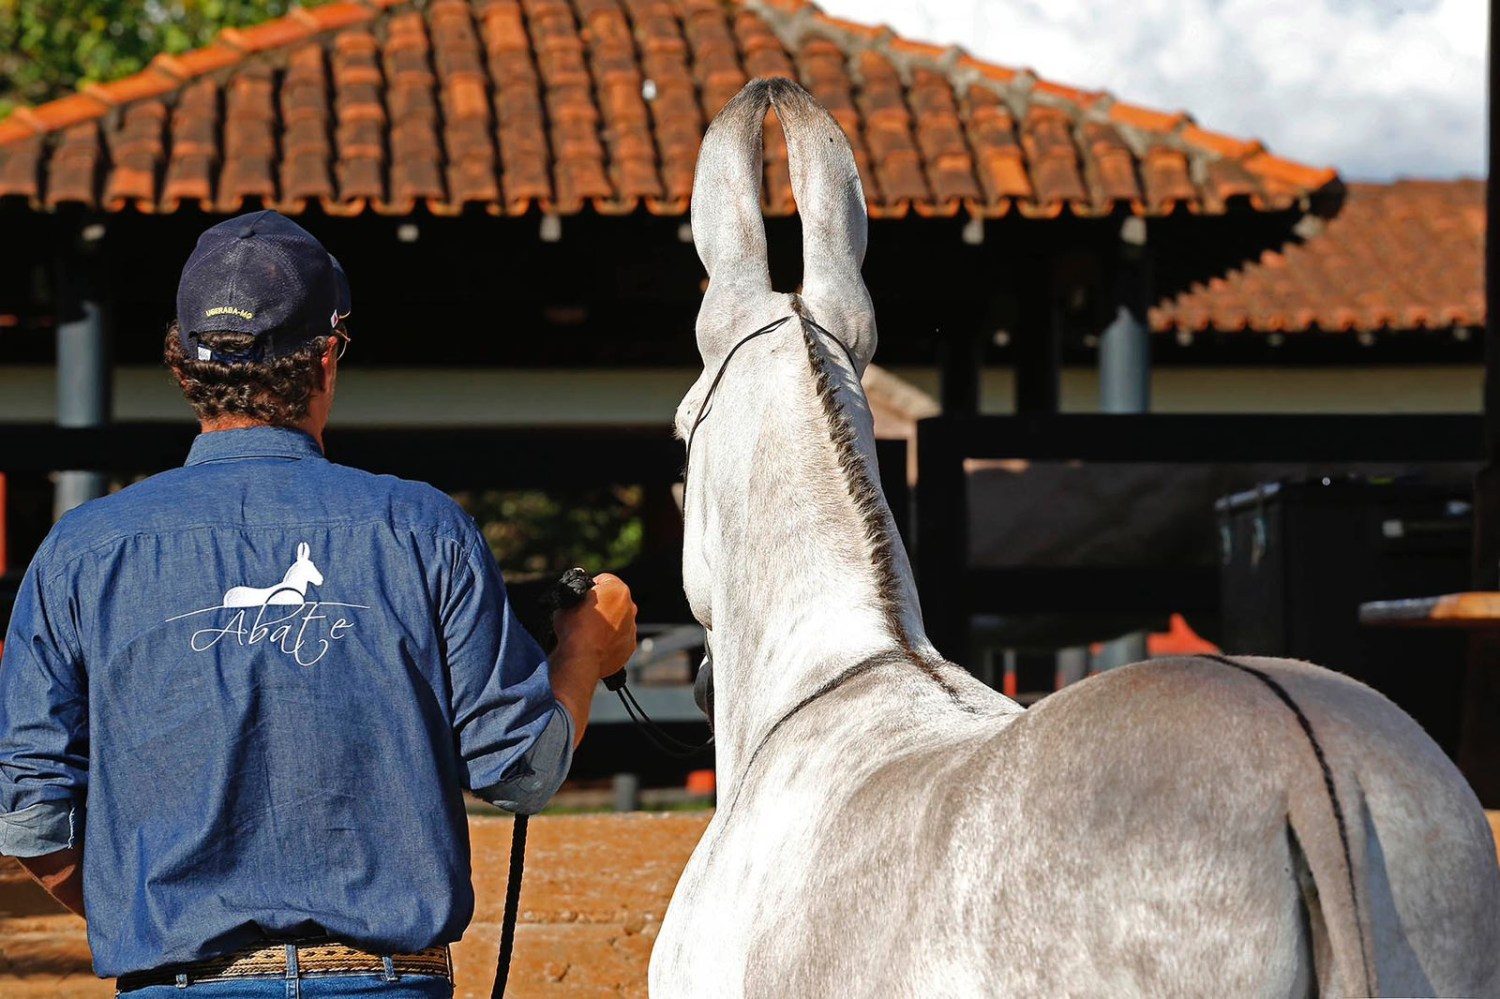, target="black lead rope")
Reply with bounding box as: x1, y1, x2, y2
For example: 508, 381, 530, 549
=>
492, 568, 711, 997
490, 811, 527, 999
681, 314, 792, 513
609, 675, 714, 759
